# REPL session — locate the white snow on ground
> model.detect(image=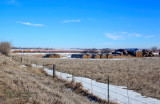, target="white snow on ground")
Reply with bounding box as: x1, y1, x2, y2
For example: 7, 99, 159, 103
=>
26, 64, 160, 104
153, 53, 159, 56
144, 57, 160, 59
15, 53, 78, 58
52, 57, 129, 60
41, 66, 160, 104
15, 53, 80, 55
15, 53, 47, 55
86, 58, 129, 61
21, 65, 27, 67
